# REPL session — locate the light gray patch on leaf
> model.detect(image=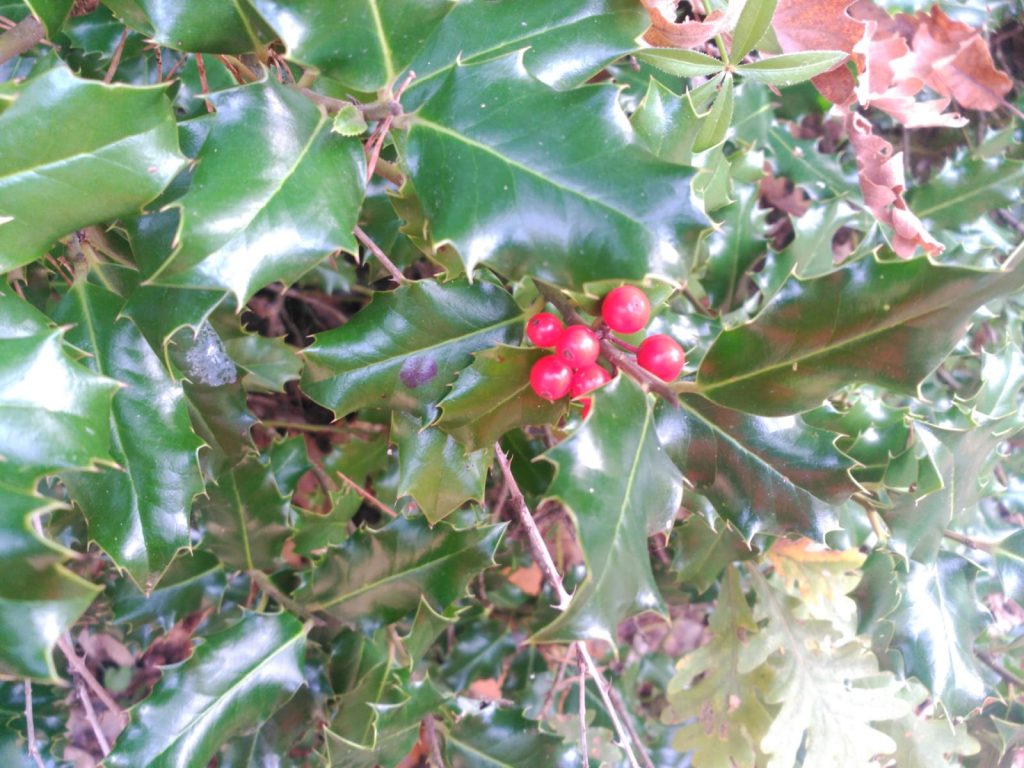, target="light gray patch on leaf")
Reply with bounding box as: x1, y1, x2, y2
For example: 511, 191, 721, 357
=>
184, 322, 237, 386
